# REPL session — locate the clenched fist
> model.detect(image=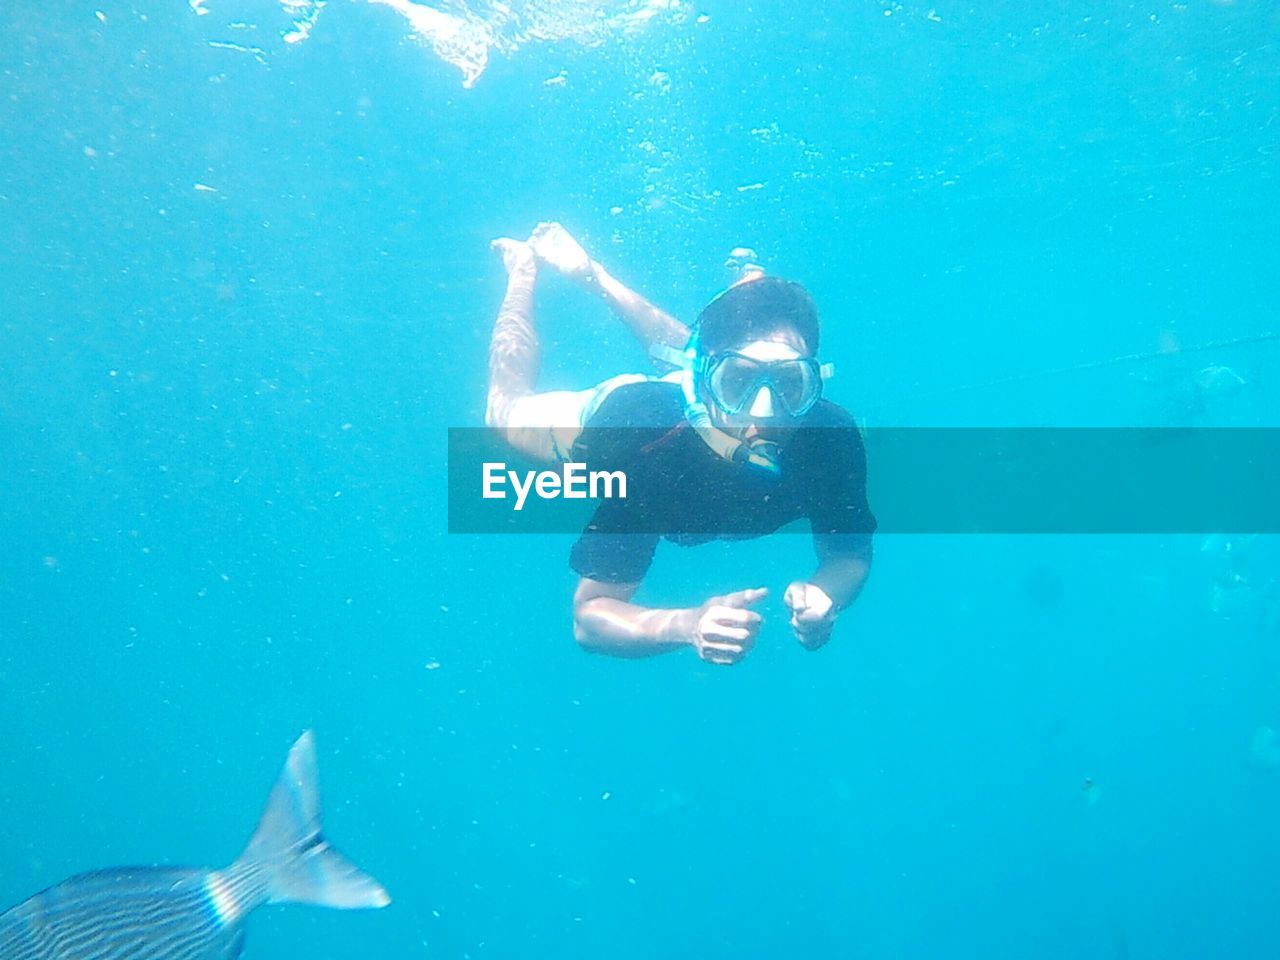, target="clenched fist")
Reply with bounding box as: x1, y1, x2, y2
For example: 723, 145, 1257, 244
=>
783, 582, 837, 650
